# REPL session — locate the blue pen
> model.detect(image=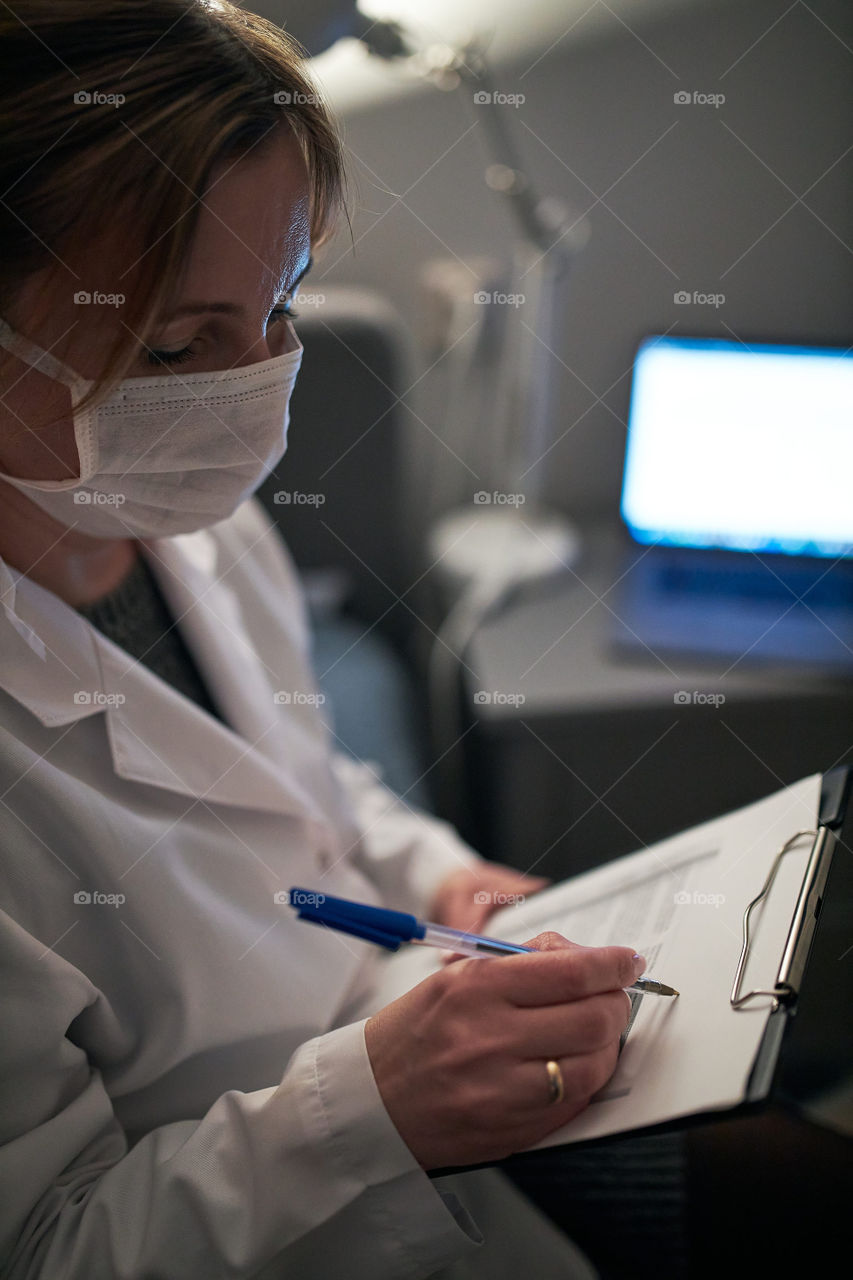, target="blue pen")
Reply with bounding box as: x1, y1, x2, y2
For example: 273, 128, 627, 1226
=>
287, 887, 678, 997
